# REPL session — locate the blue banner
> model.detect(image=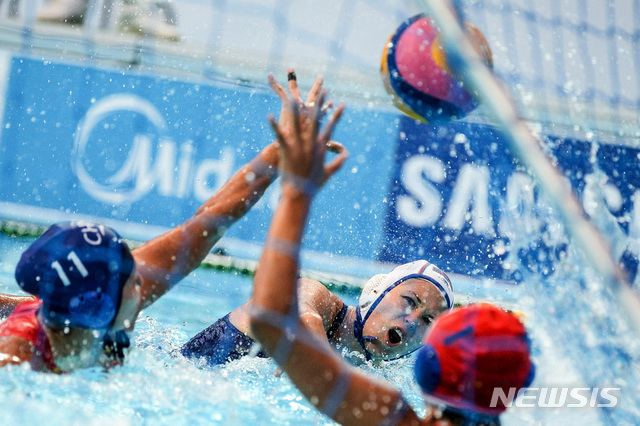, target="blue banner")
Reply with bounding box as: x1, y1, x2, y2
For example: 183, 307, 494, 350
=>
380, 116, 640, 282
0, 55, 397, 267
1, 55, 639, 283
